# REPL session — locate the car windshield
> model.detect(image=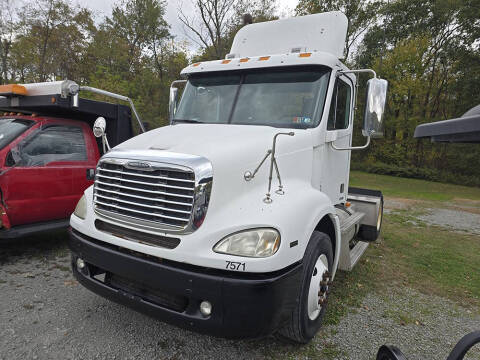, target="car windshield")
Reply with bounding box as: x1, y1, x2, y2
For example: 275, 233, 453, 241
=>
0, 118, 34, 150
174, 66, 331, 129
